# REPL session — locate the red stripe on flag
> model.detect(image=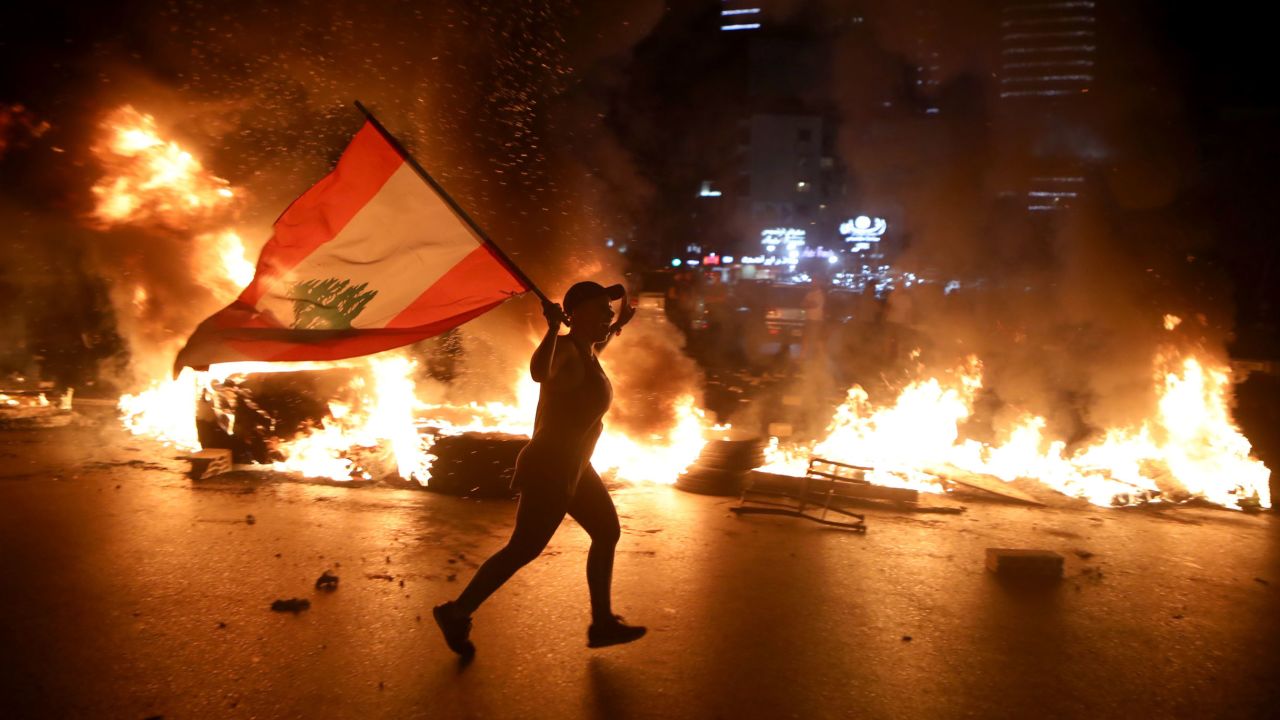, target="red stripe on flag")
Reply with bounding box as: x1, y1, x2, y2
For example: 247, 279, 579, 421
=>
387, 245, 528, 327
174, 298, 511, 369
239, 122, 404, 306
